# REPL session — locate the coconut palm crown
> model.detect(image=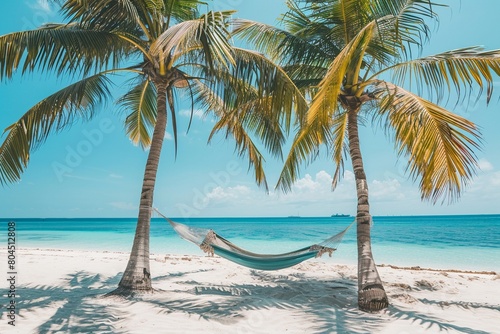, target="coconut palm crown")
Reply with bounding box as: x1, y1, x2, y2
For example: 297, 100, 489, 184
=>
234, 0, 500, 311
0, 0, 306, 294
